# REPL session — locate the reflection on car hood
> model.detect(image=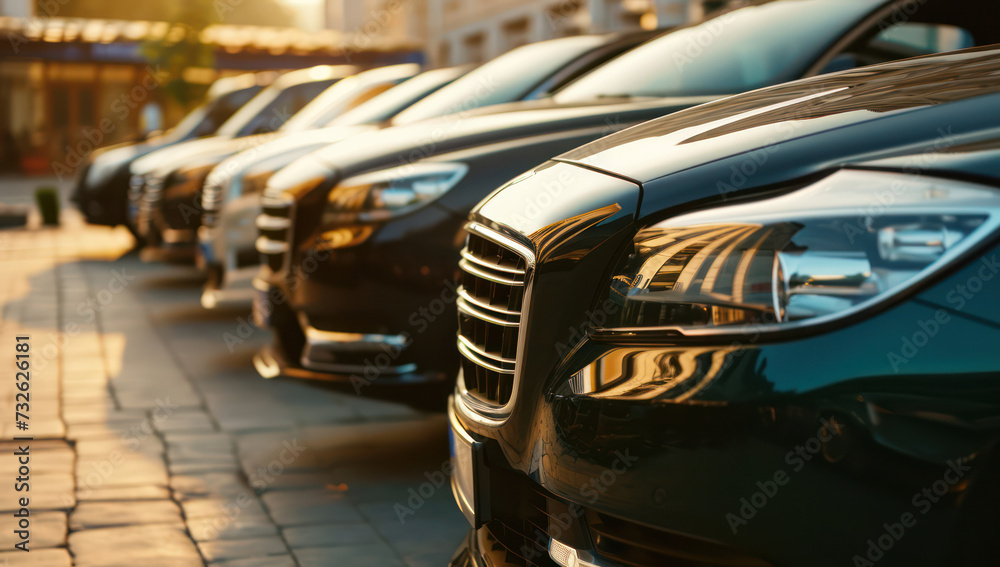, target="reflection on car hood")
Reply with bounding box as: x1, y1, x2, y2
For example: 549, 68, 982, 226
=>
132, 134, 278, 177
207, 125, 376, 188
557, 47, 1000, 184
278, 95, 715, 187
